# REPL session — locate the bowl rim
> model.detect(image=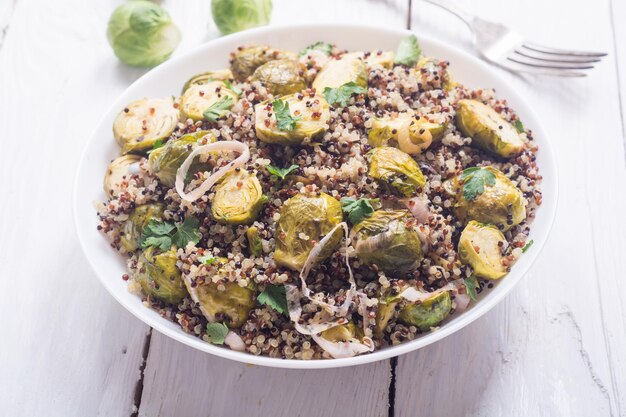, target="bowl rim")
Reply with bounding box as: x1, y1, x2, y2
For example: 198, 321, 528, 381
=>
73, 22, 558, 369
